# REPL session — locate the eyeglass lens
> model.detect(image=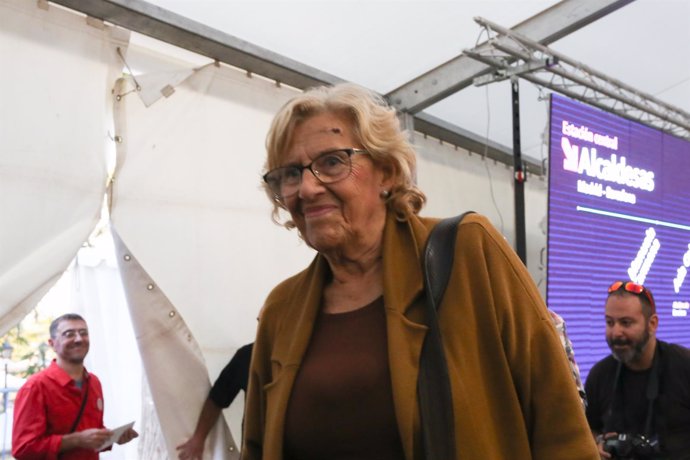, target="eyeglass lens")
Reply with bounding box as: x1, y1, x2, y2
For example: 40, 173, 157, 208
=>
265, 149, 355, 199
